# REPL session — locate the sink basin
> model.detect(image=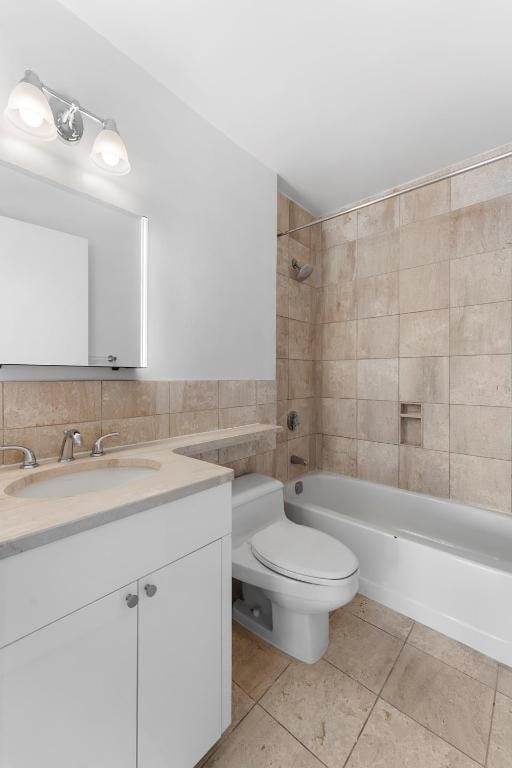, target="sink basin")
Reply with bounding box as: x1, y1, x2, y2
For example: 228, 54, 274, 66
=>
7, 462, 159, 499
